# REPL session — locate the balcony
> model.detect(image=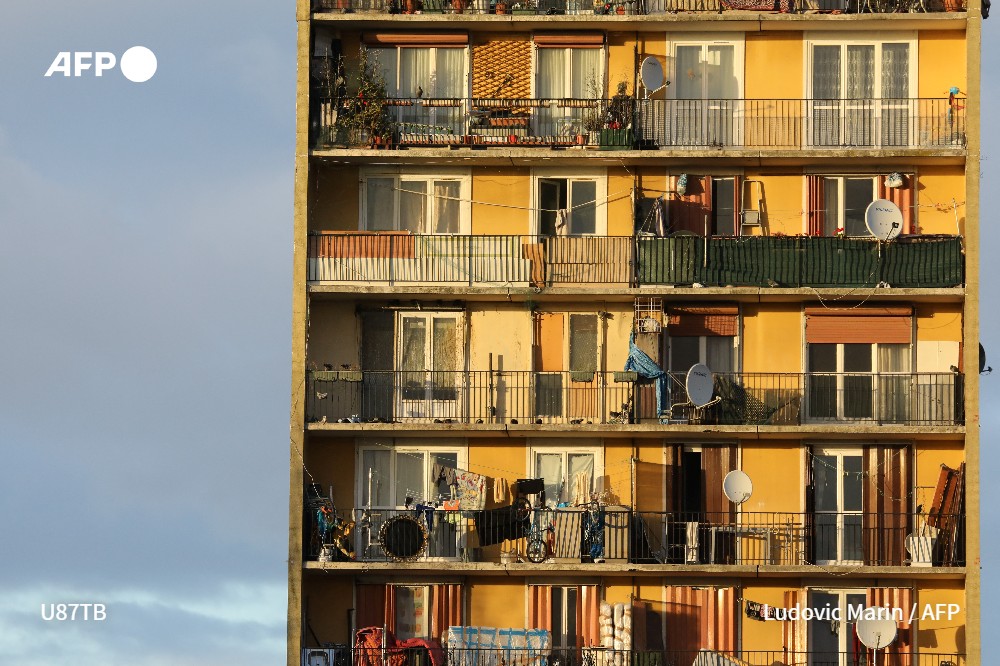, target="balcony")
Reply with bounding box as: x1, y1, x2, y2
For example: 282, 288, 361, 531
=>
303, 647, 968, 666
306, 370, 963, 426
312, 0, 967, 14
314, 98, 966, 152
307, 234, 964, 289
309, 507, 964, 567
